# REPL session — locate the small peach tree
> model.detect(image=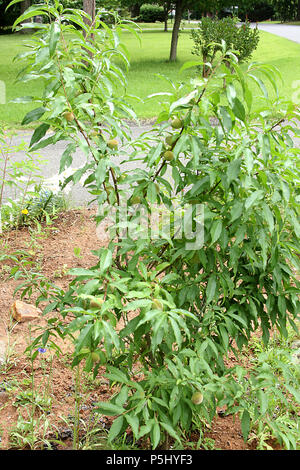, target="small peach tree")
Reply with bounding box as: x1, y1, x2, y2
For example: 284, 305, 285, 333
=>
8, 0, 300, 449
